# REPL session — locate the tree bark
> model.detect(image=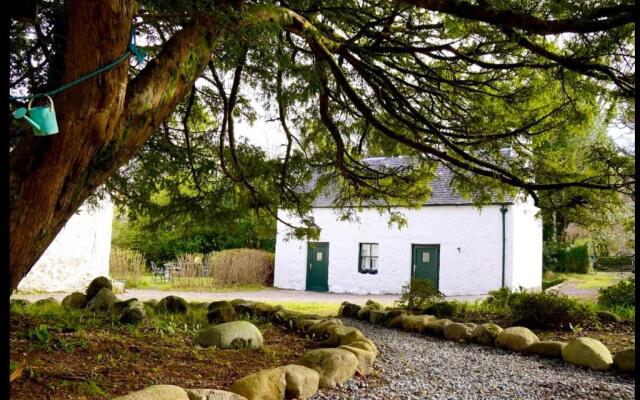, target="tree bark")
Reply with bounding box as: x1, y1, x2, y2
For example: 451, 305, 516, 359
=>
9, 0, 225, 291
